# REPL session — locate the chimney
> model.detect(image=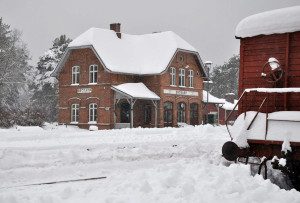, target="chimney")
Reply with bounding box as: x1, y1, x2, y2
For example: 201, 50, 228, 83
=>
225, 93, 235, 104
110, 23, 121, 39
